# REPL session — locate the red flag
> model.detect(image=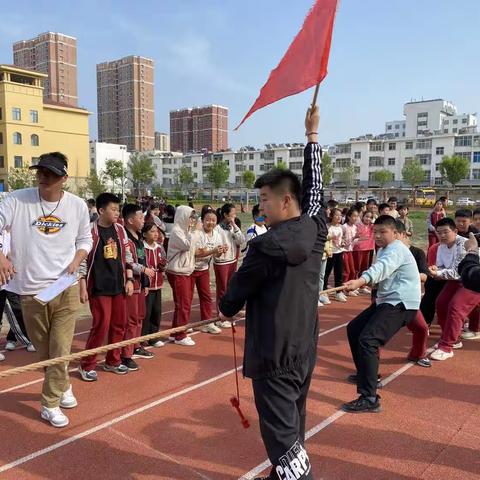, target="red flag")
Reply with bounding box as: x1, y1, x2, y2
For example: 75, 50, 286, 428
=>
235, 0, 338, 130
